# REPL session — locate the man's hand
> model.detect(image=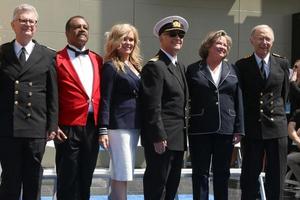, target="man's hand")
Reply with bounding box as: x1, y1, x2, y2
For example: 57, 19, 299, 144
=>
99, 134, 109, 150
154, 140, 167, 154
47, 131, 56, 141
232, 133, 241, 145
55, 127, 67, 143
